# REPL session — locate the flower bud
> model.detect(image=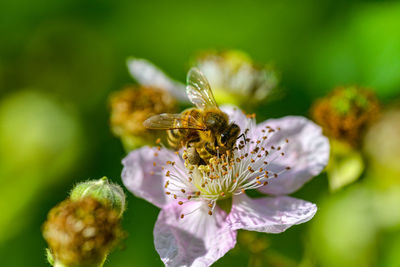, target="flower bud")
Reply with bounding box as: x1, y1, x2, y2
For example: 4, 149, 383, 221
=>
43, 197, 124, 267
70, 177, 125, 217
311, 86, 380, 147
194, 50, 279, 106
109, 85, 177, 151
